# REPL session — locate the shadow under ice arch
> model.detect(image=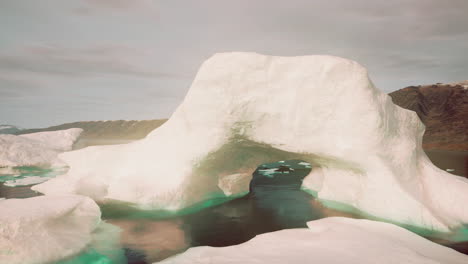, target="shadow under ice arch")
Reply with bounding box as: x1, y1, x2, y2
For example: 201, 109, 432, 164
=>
34, 52, 468, 232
